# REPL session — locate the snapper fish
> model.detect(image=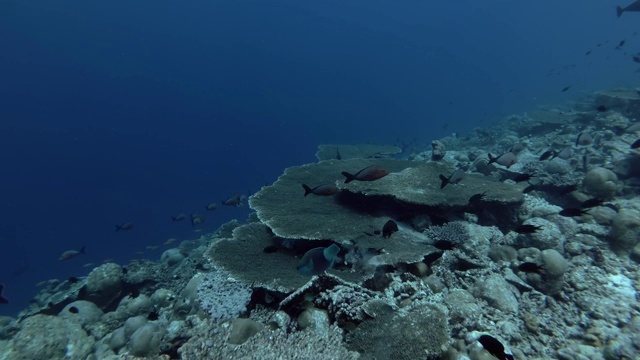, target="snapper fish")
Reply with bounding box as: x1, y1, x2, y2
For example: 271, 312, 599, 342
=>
302, 183, 339, 197
190, 214, 205, 226
297, 244, 341, 276
205, 203, 218, 211
171, 213, 187, 222
341, 165, 390, 184
59, 246, 86, 261
116, 222, 134, 232
487, 152, 517, 168
617, 1, 640, 17
222, 194, 244, 207
438, 169, 465, 189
